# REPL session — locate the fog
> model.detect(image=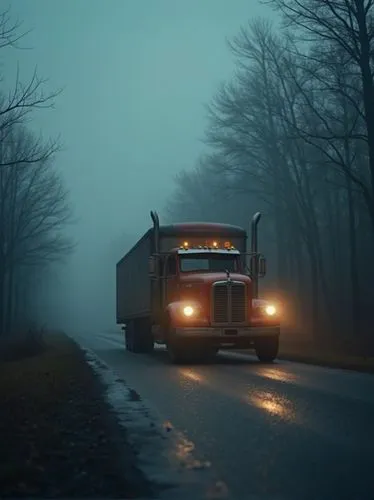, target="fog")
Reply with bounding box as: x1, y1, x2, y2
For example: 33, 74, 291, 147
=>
2, 0, 275, 334
3, 0, 374, 354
